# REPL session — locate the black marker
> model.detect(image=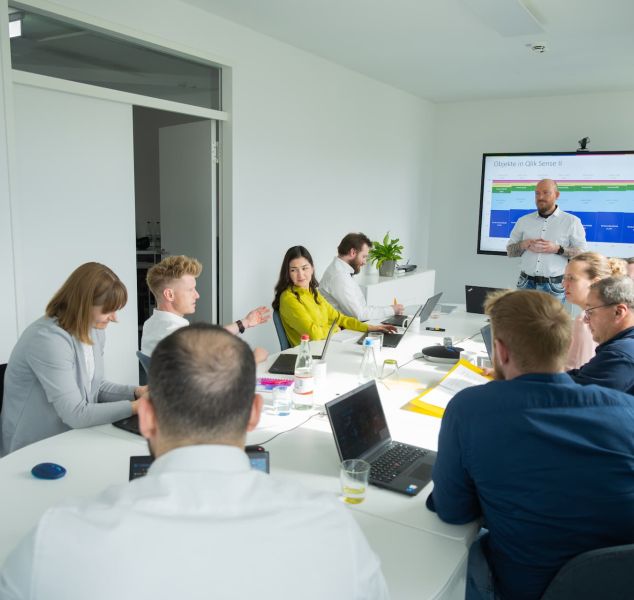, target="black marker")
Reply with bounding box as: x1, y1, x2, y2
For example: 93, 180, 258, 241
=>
426, 326, 446, 332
